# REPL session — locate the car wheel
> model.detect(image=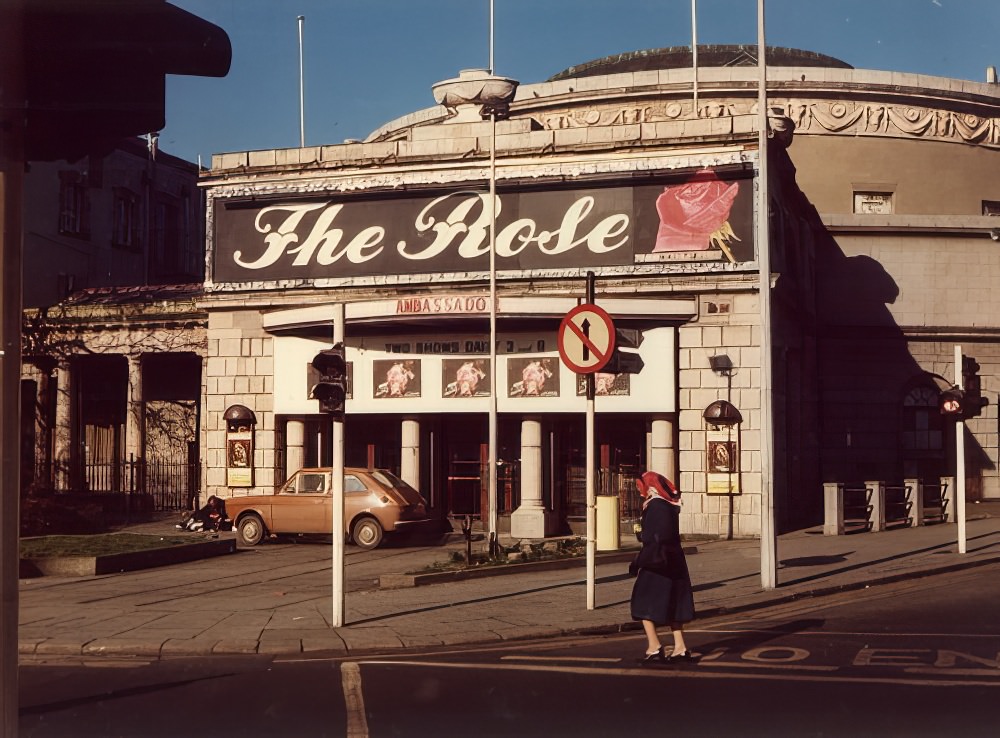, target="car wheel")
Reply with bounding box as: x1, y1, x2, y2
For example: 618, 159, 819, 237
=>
351, 517, 383, 550
237, 514, 267, 547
